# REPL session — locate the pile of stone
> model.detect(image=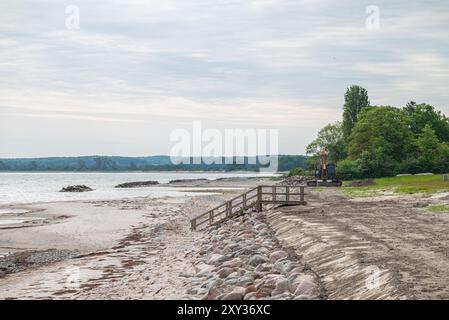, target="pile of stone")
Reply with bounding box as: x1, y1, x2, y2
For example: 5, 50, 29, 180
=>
59, 185, 93, 192
280, 176, 313, 186
169, 178, 208, 184
187, 214, 321, 300
115, 181, 159, 188
0, 249, 79, 278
